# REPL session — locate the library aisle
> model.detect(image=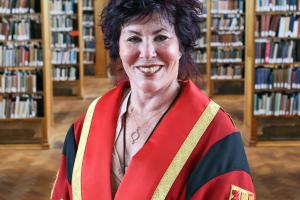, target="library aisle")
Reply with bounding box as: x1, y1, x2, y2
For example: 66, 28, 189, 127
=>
0, 77, 299, 200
